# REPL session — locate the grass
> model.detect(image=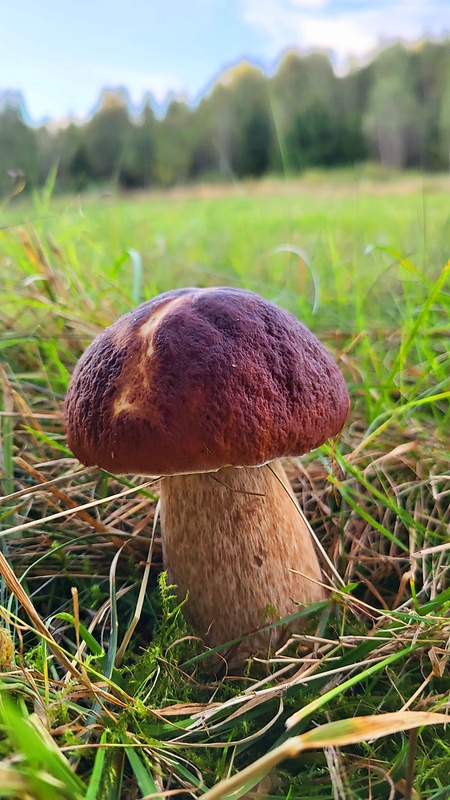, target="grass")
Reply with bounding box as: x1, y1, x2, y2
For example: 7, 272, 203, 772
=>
0, 168, 449, 799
